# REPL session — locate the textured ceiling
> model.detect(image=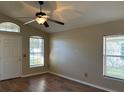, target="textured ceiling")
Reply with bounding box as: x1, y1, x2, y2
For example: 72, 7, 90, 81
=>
0, 1, 124, 33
